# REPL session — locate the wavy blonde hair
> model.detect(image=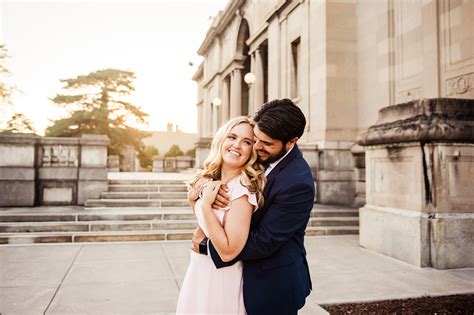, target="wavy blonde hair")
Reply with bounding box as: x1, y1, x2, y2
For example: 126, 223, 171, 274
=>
190, 116, 265, 208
